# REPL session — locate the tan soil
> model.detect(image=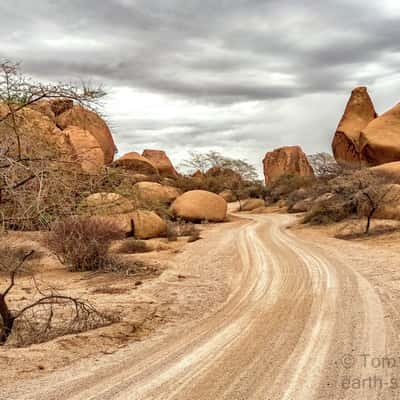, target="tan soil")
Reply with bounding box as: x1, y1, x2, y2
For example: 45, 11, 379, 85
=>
2, 214, 400, 399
